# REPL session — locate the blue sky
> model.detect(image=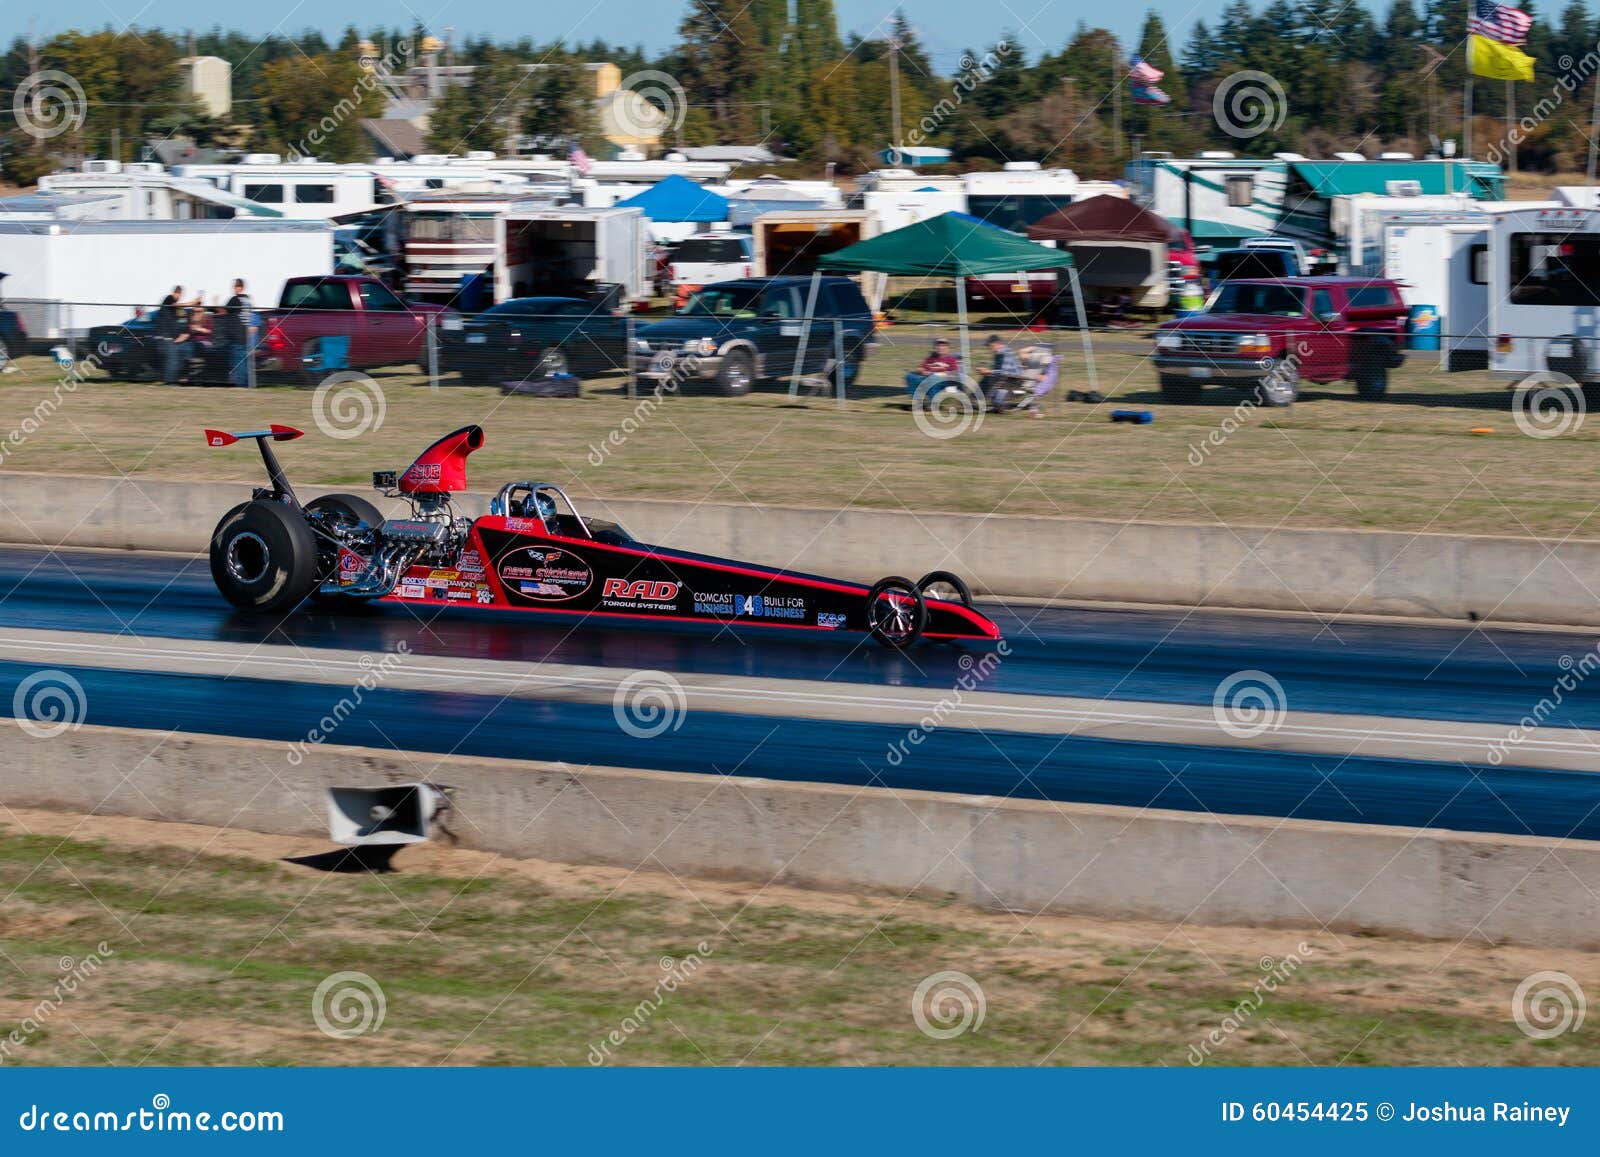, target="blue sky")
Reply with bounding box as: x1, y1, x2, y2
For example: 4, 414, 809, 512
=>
23, 0, 1312, 70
